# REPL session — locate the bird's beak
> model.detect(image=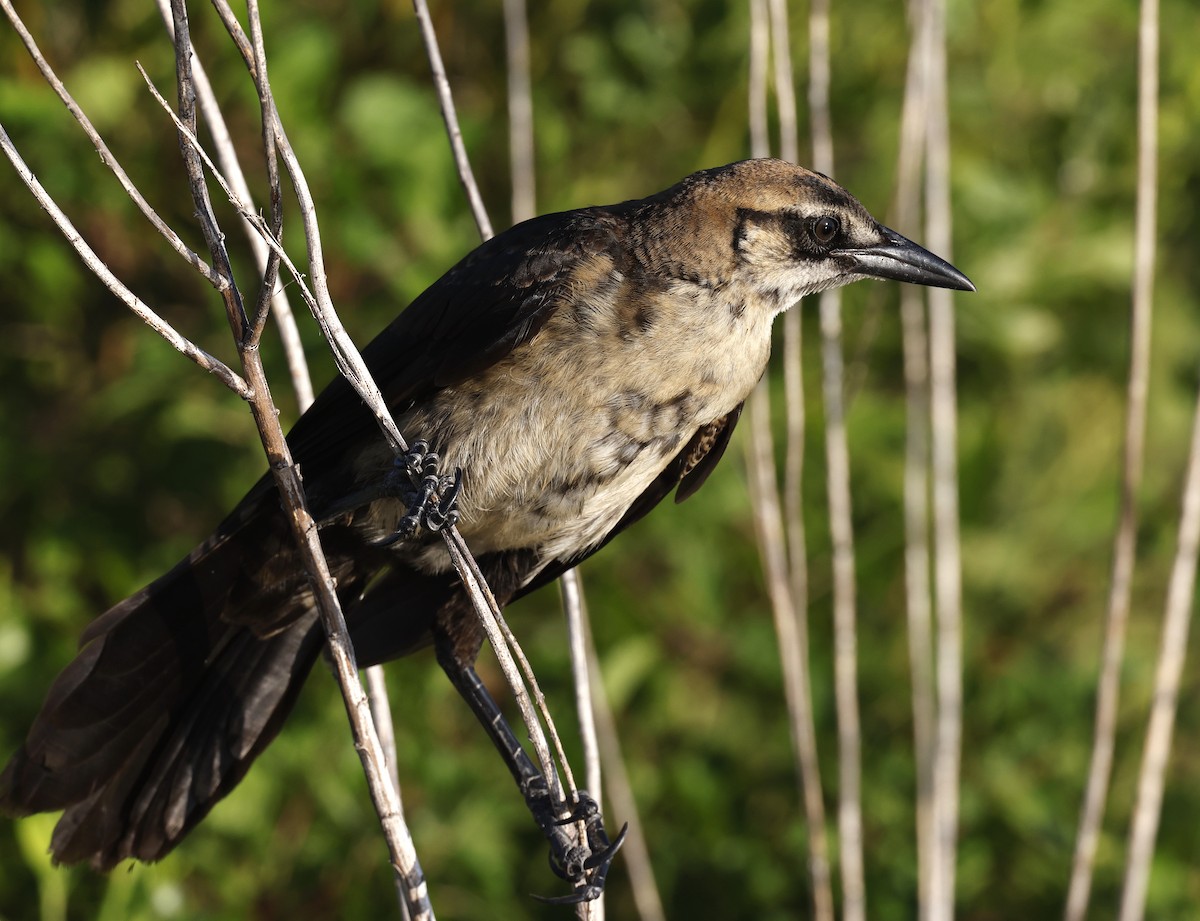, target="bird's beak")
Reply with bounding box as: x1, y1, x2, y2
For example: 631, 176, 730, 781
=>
835, 226, 975, 292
